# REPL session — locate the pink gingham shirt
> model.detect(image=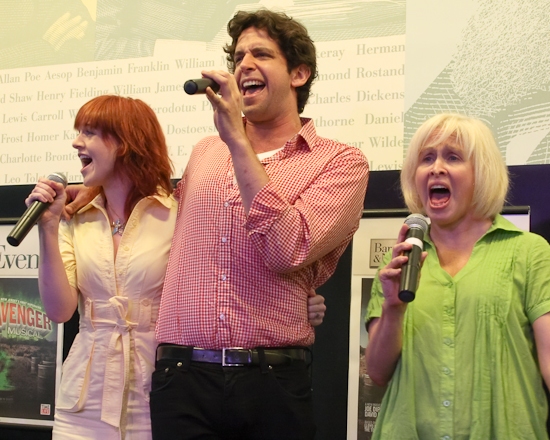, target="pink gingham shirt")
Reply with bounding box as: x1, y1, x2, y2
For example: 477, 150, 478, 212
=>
156, 118, 369, 349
